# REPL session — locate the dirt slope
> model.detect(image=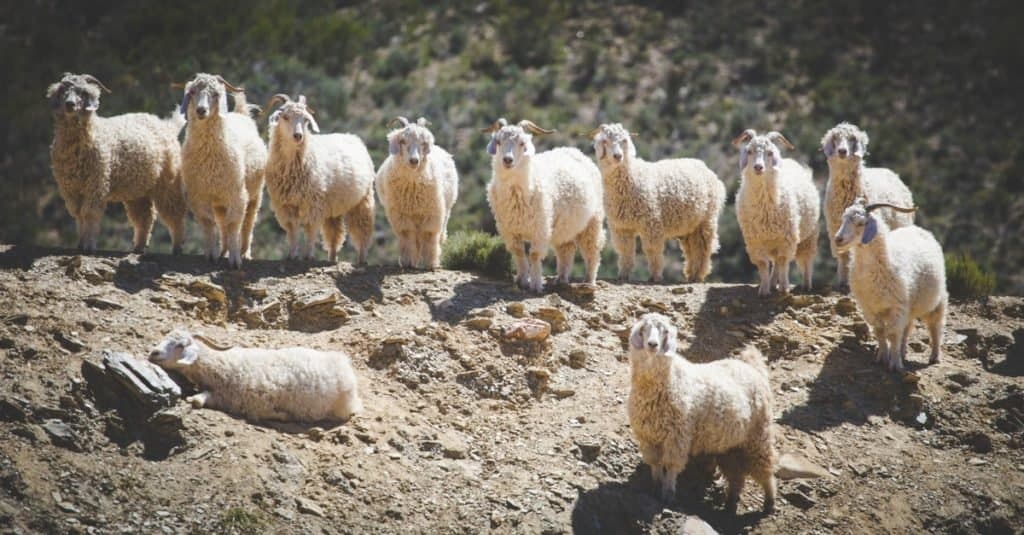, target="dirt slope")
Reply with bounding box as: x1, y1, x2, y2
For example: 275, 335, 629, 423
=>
0, 245, 1021, 534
